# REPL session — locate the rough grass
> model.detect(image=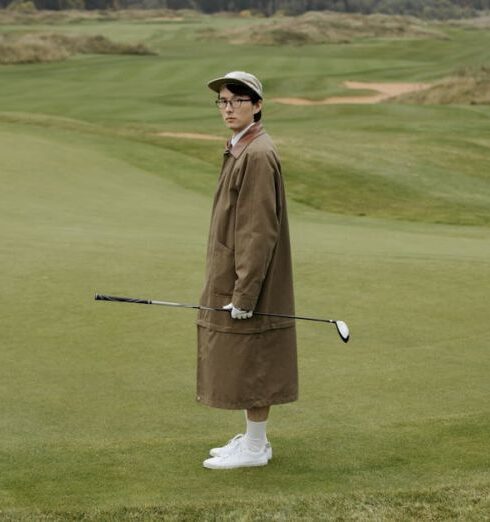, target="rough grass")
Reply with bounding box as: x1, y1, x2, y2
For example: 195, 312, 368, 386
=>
0, 8, 191, 25
447, 14, 490, 29
199, 11, 447, 45
394, 65, 490, 105
1, 485, 489, 520
0, 32, 154, 64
